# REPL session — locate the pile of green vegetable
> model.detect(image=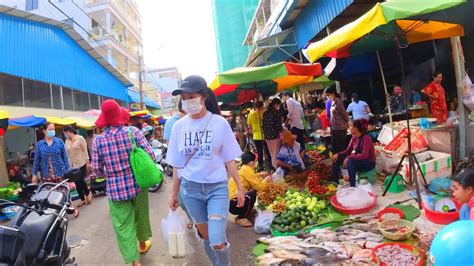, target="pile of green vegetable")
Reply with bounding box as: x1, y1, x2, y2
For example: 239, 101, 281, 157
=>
271, 190, 328, 232
0, 182, 20, 200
